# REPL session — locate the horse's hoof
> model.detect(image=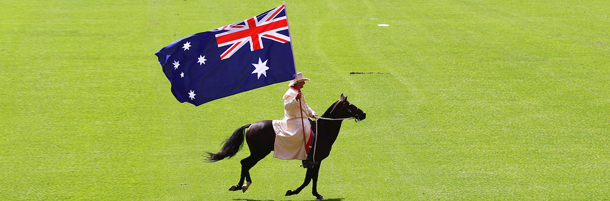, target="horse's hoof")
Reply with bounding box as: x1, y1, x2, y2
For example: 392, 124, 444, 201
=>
285, 190, 293, 196
316, 195, 324, 200
241, 182, 251, 193
229, 185, 237, 191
